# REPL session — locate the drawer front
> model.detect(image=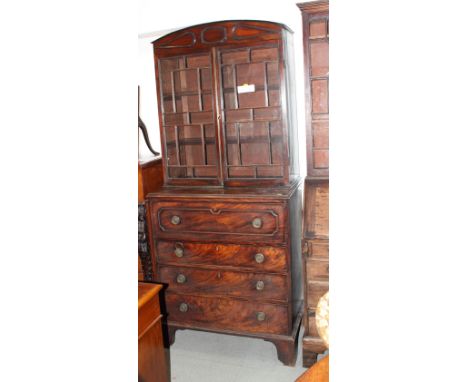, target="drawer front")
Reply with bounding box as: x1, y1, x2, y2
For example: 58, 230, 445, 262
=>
150, 200, 286, 243
166, 292, 289, 335
305, 258, 329, 280
304, 239, 329, 259
303, 182, 329, 239
159, 265, 288, 301
307, 280, 329, 309
157, 241, 287, 273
